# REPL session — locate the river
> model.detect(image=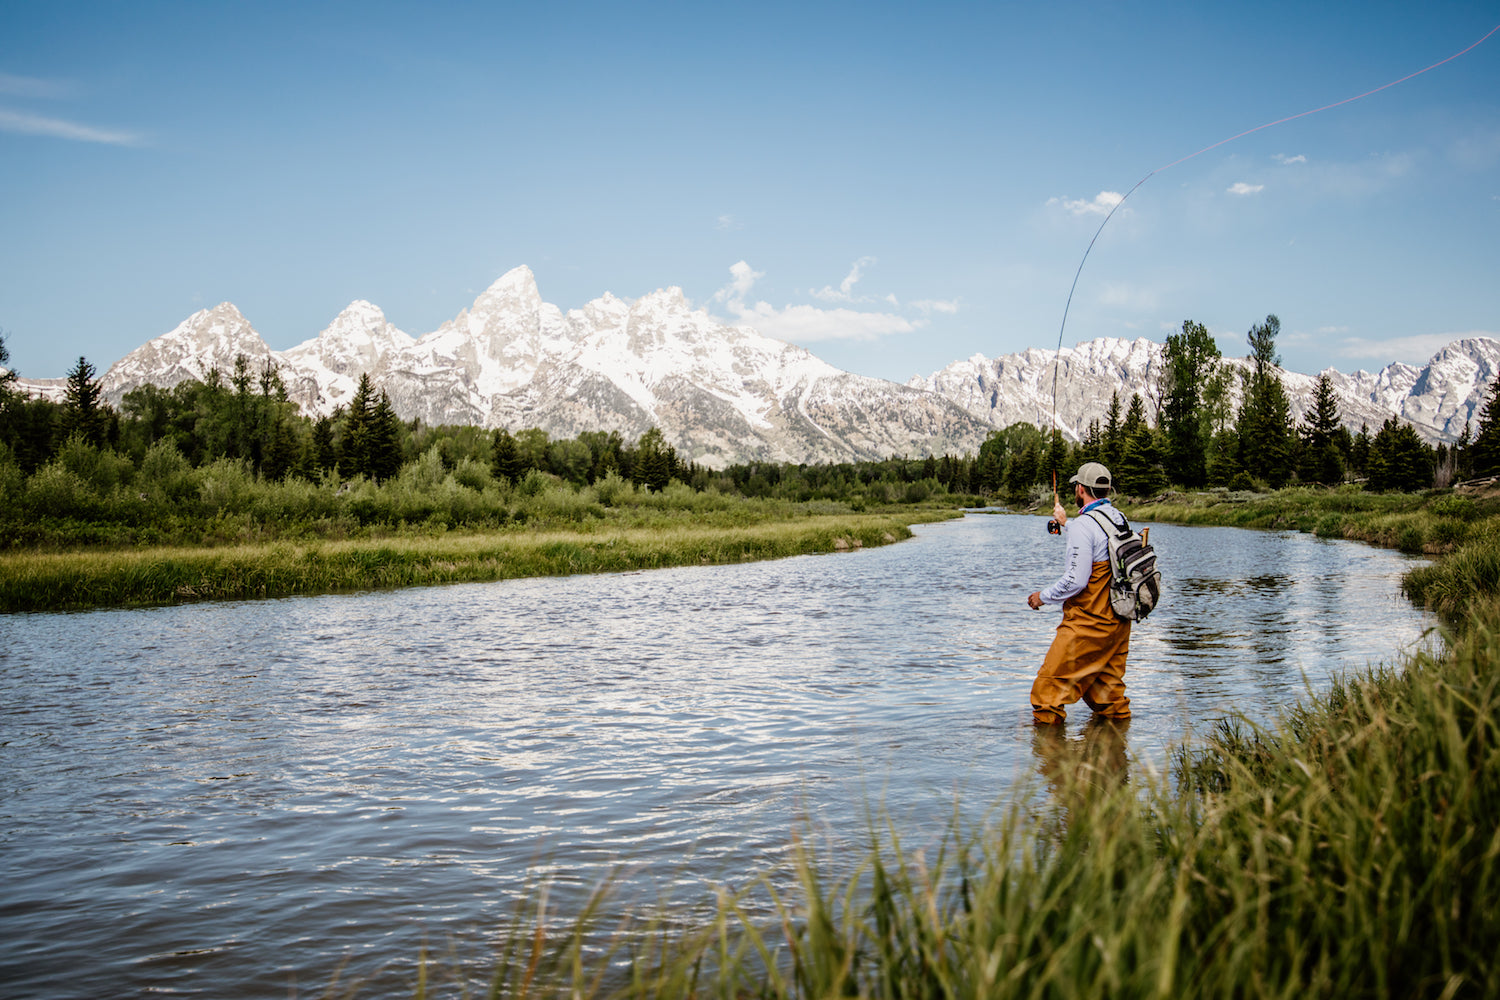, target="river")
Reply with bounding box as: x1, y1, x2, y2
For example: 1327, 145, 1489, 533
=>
0, 514, 1435, 998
